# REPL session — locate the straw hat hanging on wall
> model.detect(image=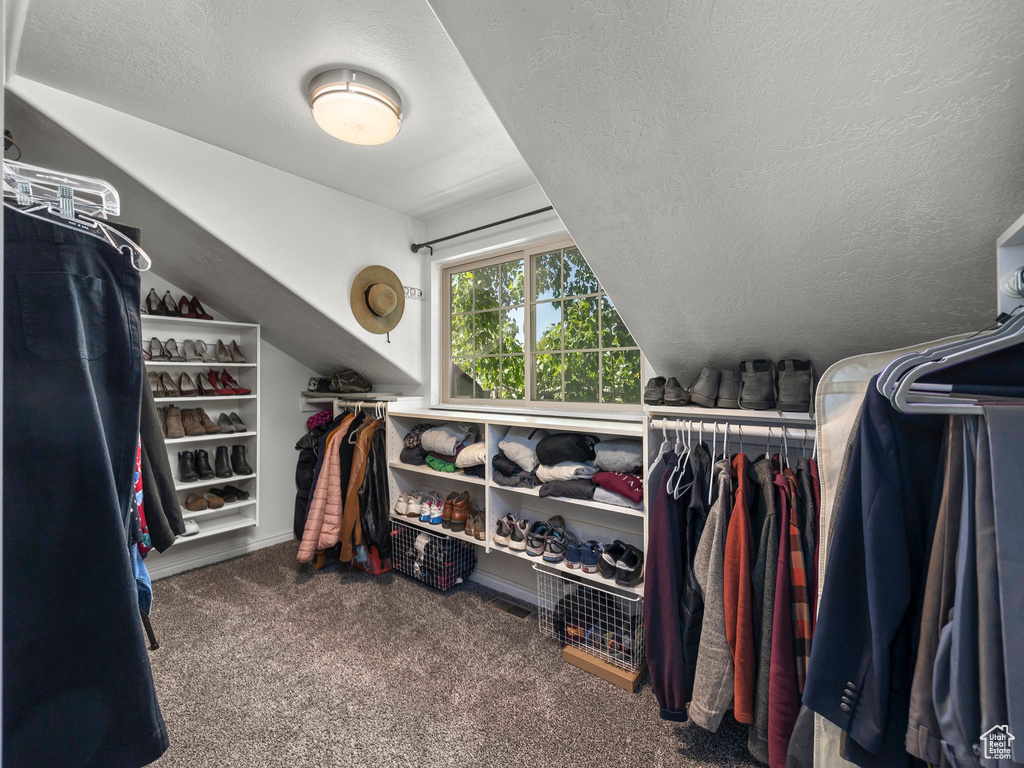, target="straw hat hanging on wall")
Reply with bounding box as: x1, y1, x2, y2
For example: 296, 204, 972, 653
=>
351, 265, 405, 335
